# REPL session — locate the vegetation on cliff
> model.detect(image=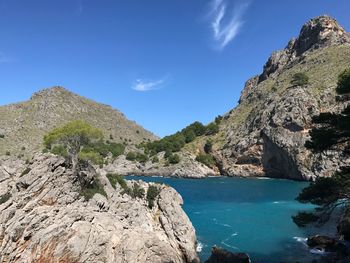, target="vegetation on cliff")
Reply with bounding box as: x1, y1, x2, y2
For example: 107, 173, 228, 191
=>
293, 69, 350, 228
44, 120, 125, 169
